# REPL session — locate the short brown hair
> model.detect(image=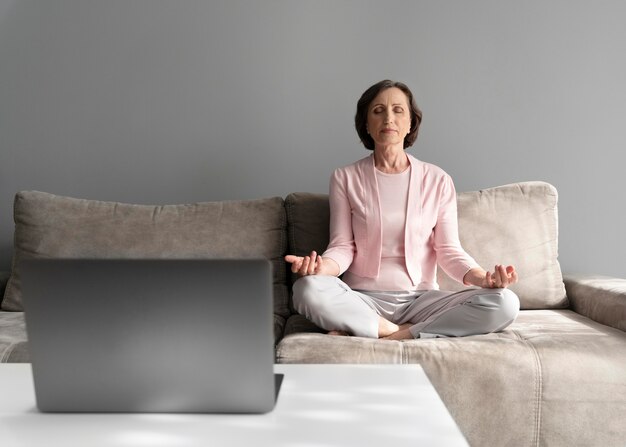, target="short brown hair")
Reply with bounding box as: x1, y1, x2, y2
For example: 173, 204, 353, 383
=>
355, 80, 423, 150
